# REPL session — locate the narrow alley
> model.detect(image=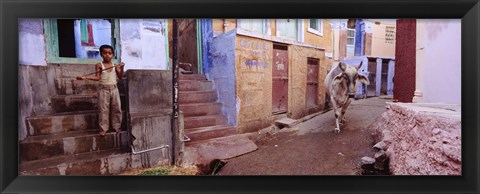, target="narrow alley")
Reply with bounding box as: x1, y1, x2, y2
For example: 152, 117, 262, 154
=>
218, 97, 390, 175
